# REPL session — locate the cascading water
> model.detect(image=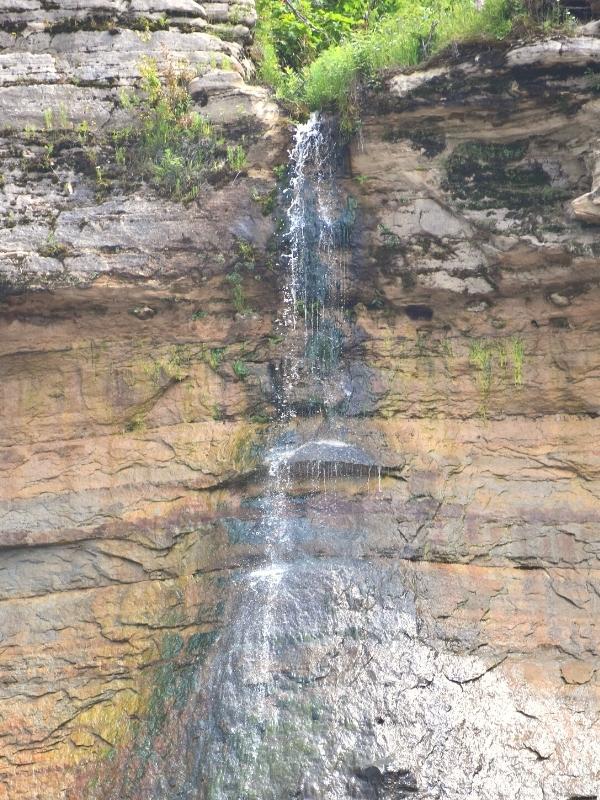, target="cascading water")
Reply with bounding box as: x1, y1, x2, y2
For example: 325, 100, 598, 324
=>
107, 115, 405, 800
188, 115, 396, 799
275, 113, 356, 420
